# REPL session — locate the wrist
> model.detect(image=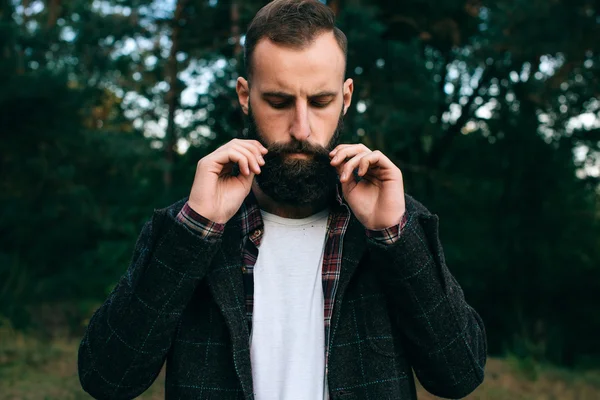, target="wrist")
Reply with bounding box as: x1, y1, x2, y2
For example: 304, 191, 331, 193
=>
187, 201, 229, 224
363, 210, 405, 231
178, 202, 226, 240
365, 212, 406, 245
